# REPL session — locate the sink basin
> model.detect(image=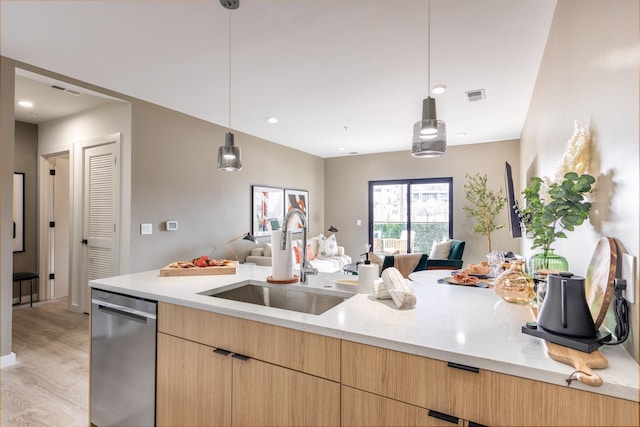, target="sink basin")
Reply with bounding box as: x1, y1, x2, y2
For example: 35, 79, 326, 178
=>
199, 281, 354, 315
